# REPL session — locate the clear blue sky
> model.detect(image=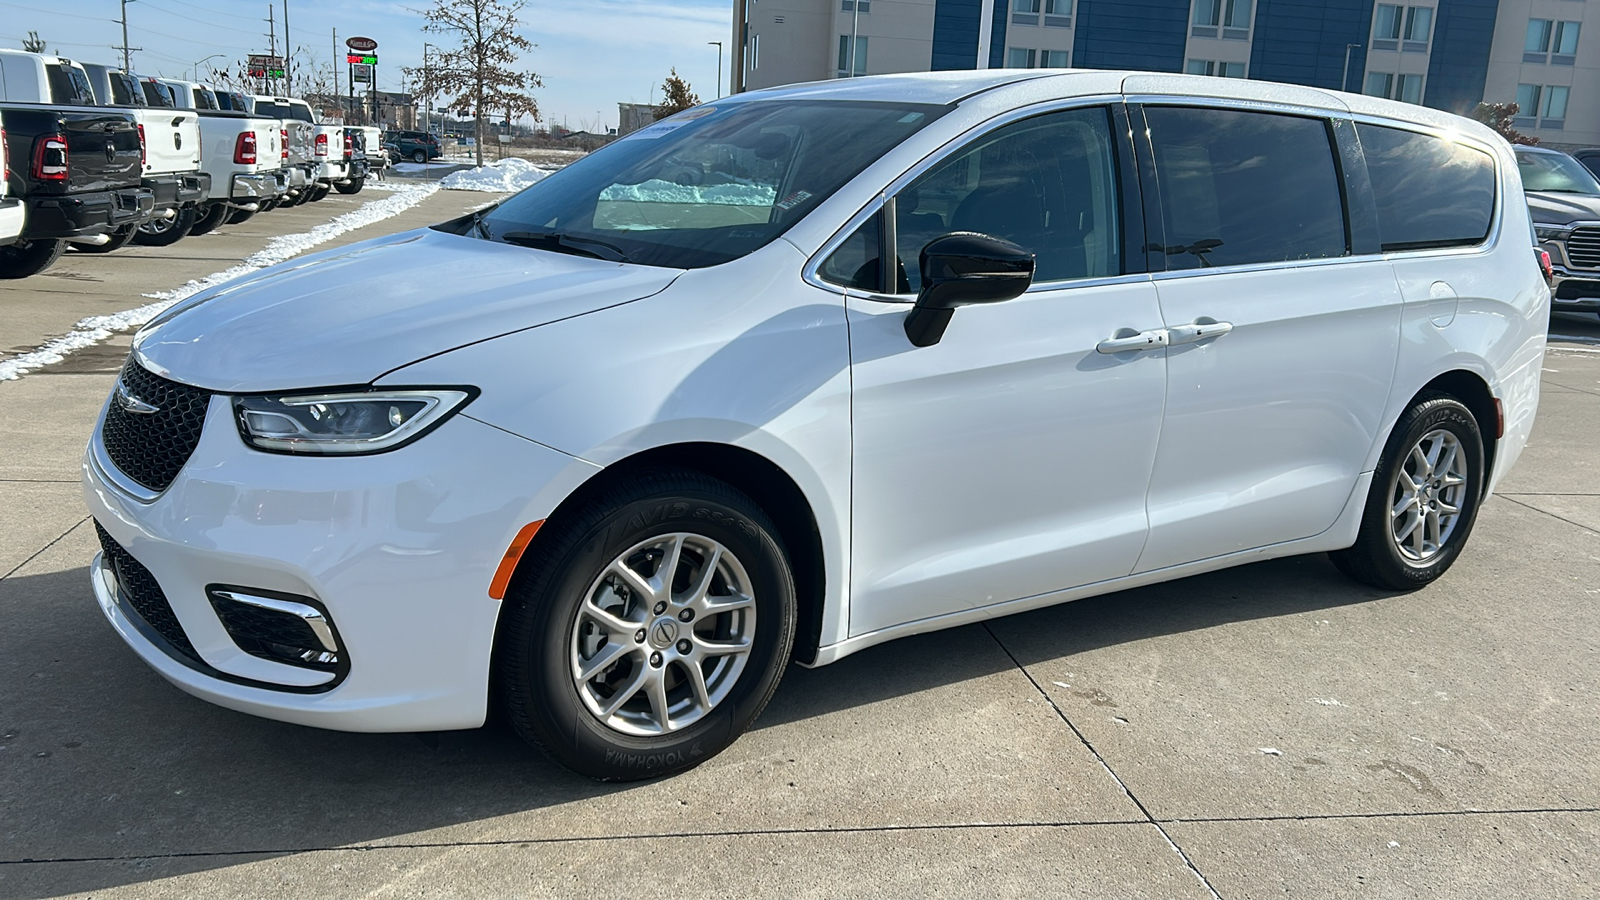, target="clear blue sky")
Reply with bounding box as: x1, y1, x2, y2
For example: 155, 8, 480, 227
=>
0, 0, 732, 131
